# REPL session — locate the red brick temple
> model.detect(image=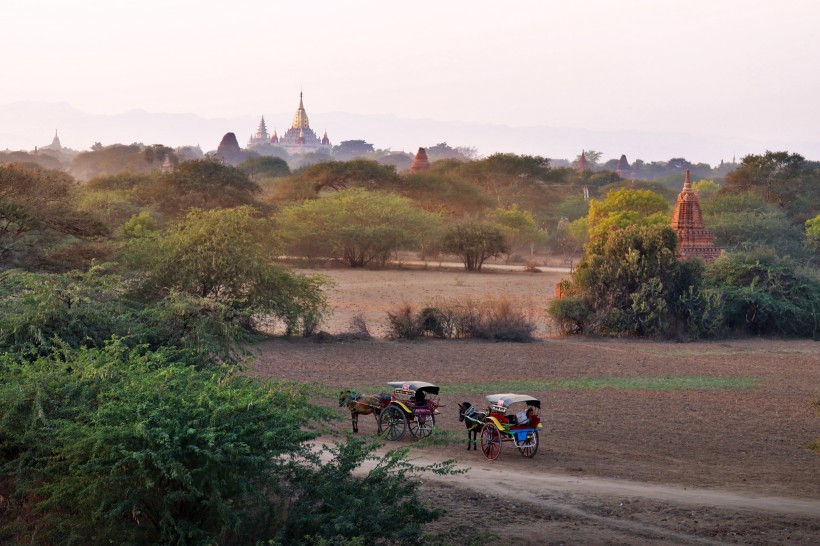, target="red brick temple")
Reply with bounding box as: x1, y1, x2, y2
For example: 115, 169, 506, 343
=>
670, 170, 722, 262
410, 147, 430, 173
